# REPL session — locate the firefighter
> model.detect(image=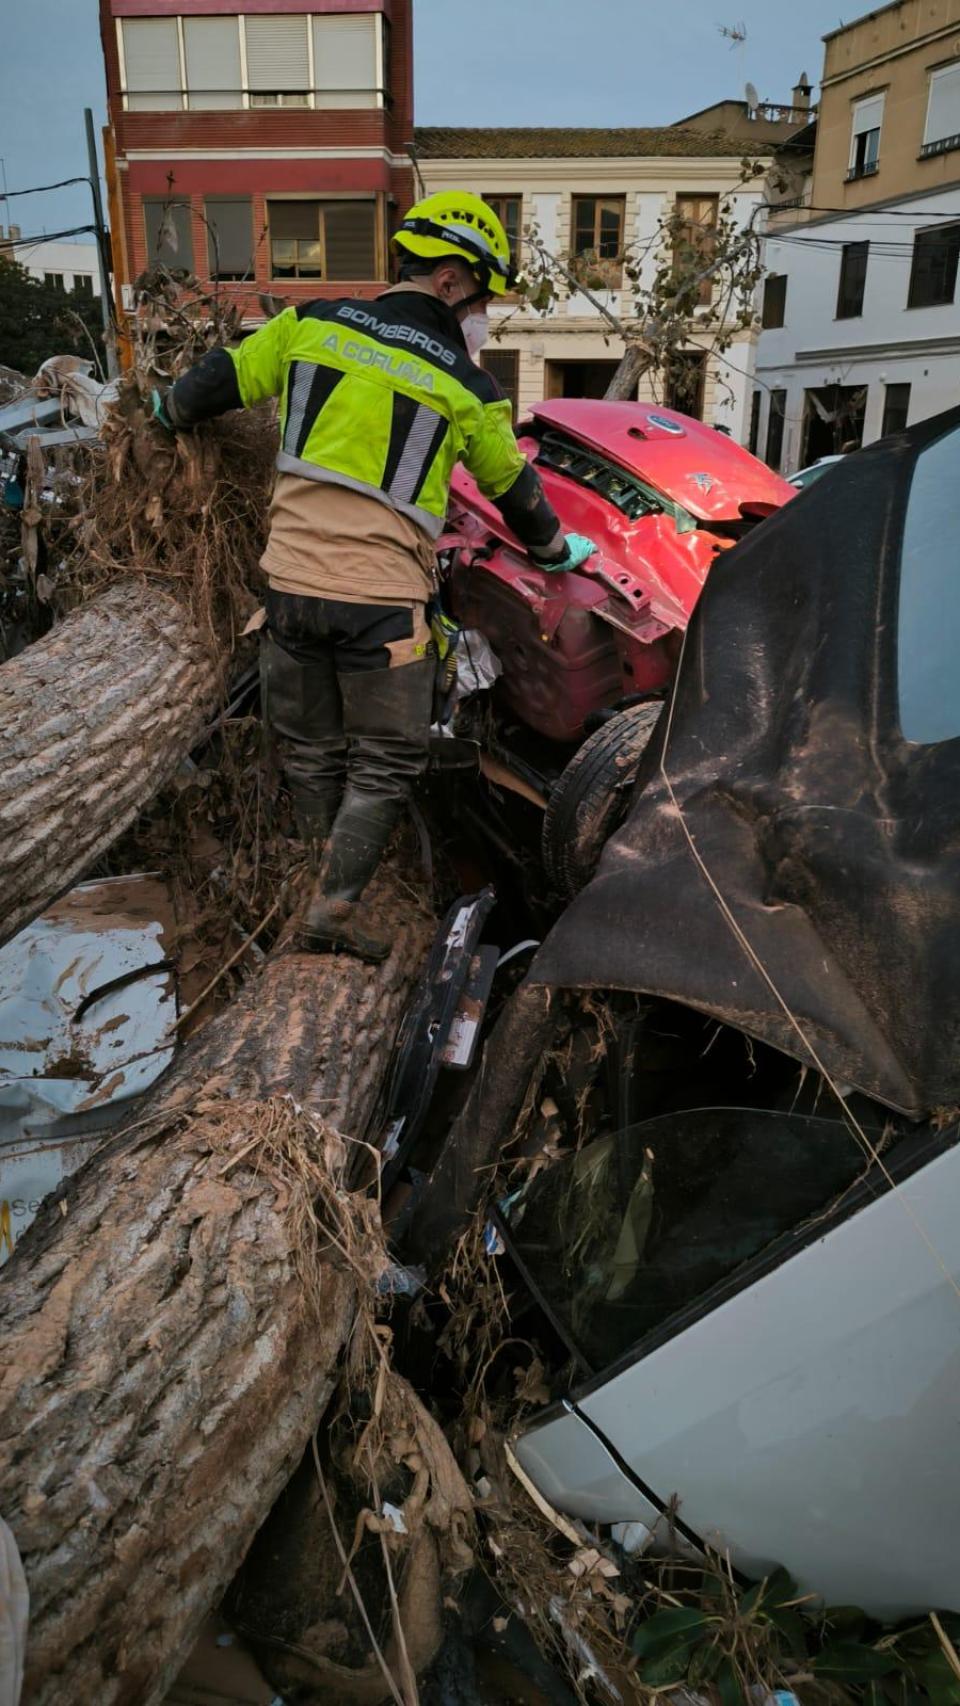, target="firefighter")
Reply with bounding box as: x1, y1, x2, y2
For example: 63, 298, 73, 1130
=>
157, 191, 595, 961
